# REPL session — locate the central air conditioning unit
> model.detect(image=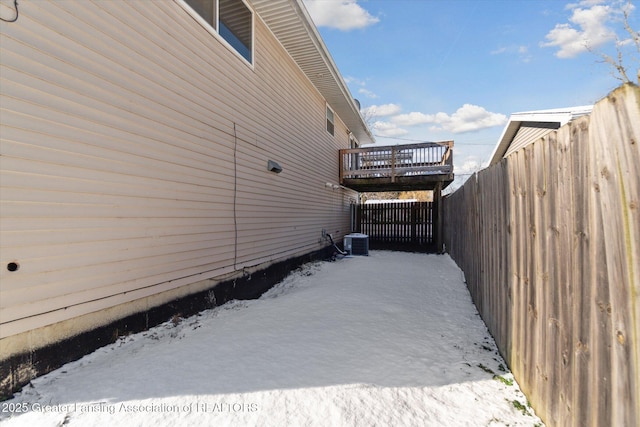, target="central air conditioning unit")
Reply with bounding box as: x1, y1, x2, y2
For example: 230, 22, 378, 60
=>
343, 233, 369, 256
